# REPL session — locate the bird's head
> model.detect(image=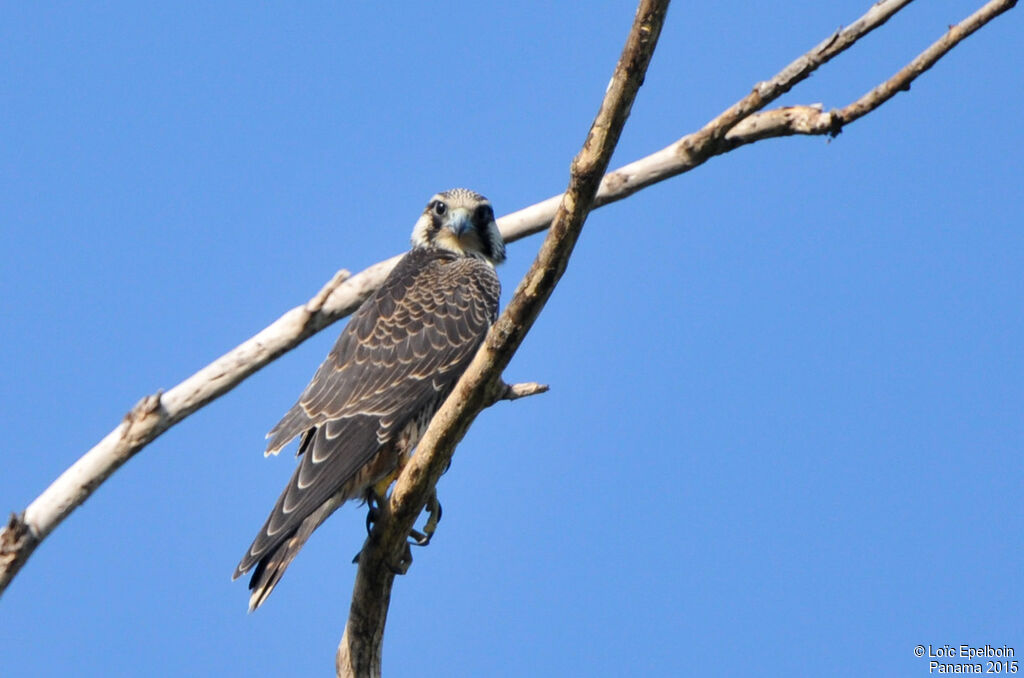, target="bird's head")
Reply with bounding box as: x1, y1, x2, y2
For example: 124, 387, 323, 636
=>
411, 188, 506, 264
